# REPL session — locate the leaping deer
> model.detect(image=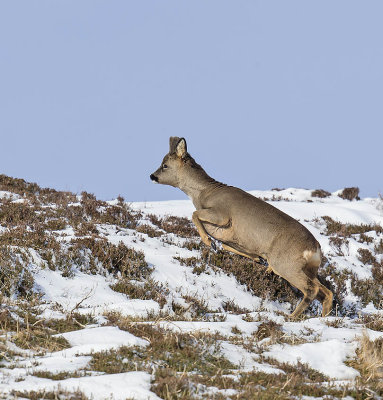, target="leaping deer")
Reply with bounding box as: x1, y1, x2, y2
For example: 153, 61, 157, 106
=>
150, 137, 333, 318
